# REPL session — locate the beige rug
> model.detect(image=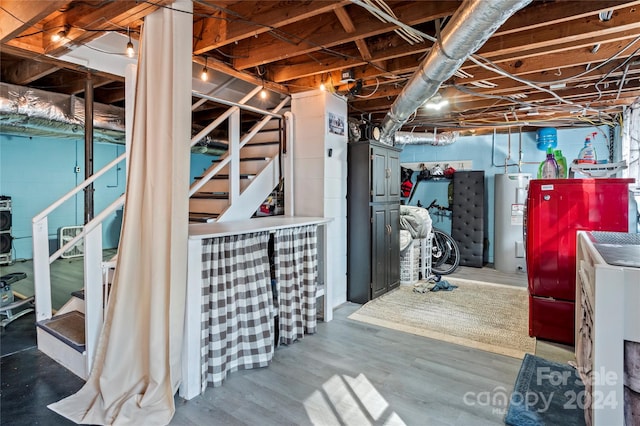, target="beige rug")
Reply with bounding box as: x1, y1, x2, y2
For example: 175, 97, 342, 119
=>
348, 277, 535, 359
